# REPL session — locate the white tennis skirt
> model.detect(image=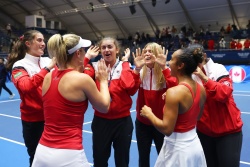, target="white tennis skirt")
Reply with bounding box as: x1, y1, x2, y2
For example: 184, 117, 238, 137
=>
154, 128, 207, 167
32, 144, 90, 167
